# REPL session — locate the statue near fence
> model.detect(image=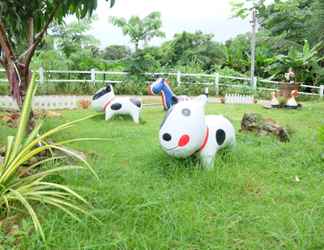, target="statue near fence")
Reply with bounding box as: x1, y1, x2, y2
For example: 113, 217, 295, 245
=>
266, 89, 300, 109
265, 68, 301, 109
148, 78, 189, 110
158, 95, 236, 169
91, 84, 142, 123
